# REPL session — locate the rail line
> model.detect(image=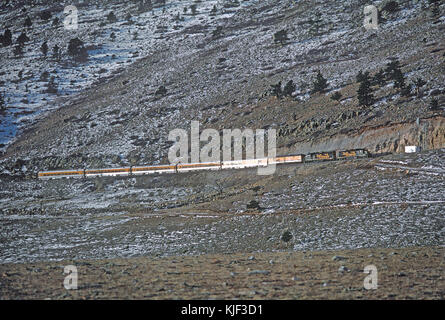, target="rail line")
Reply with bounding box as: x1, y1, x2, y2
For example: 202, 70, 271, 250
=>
38, 149, 369, 180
